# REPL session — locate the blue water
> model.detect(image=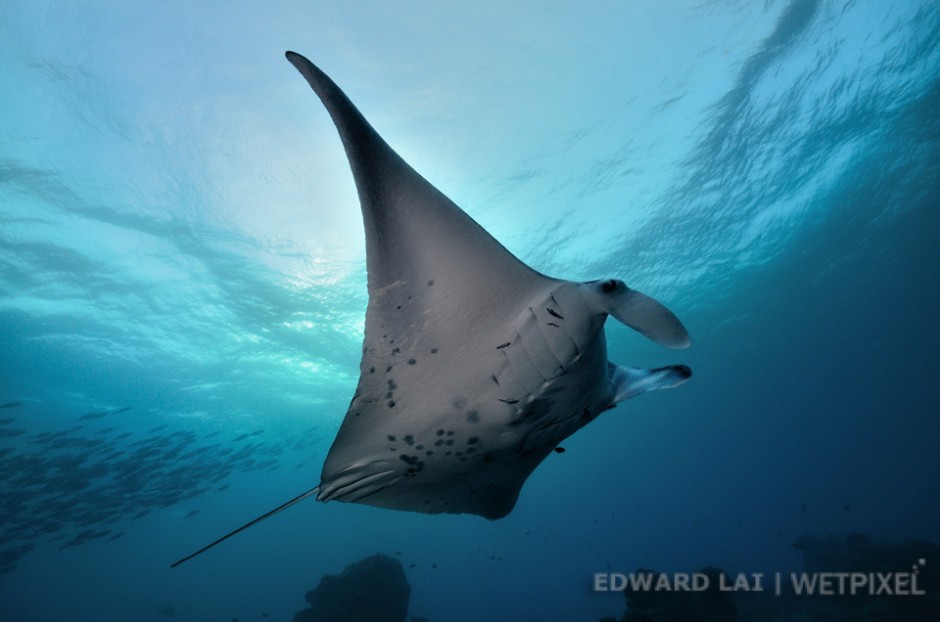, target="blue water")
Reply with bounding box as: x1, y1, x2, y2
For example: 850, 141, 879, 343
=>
1, 1, 938, 621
